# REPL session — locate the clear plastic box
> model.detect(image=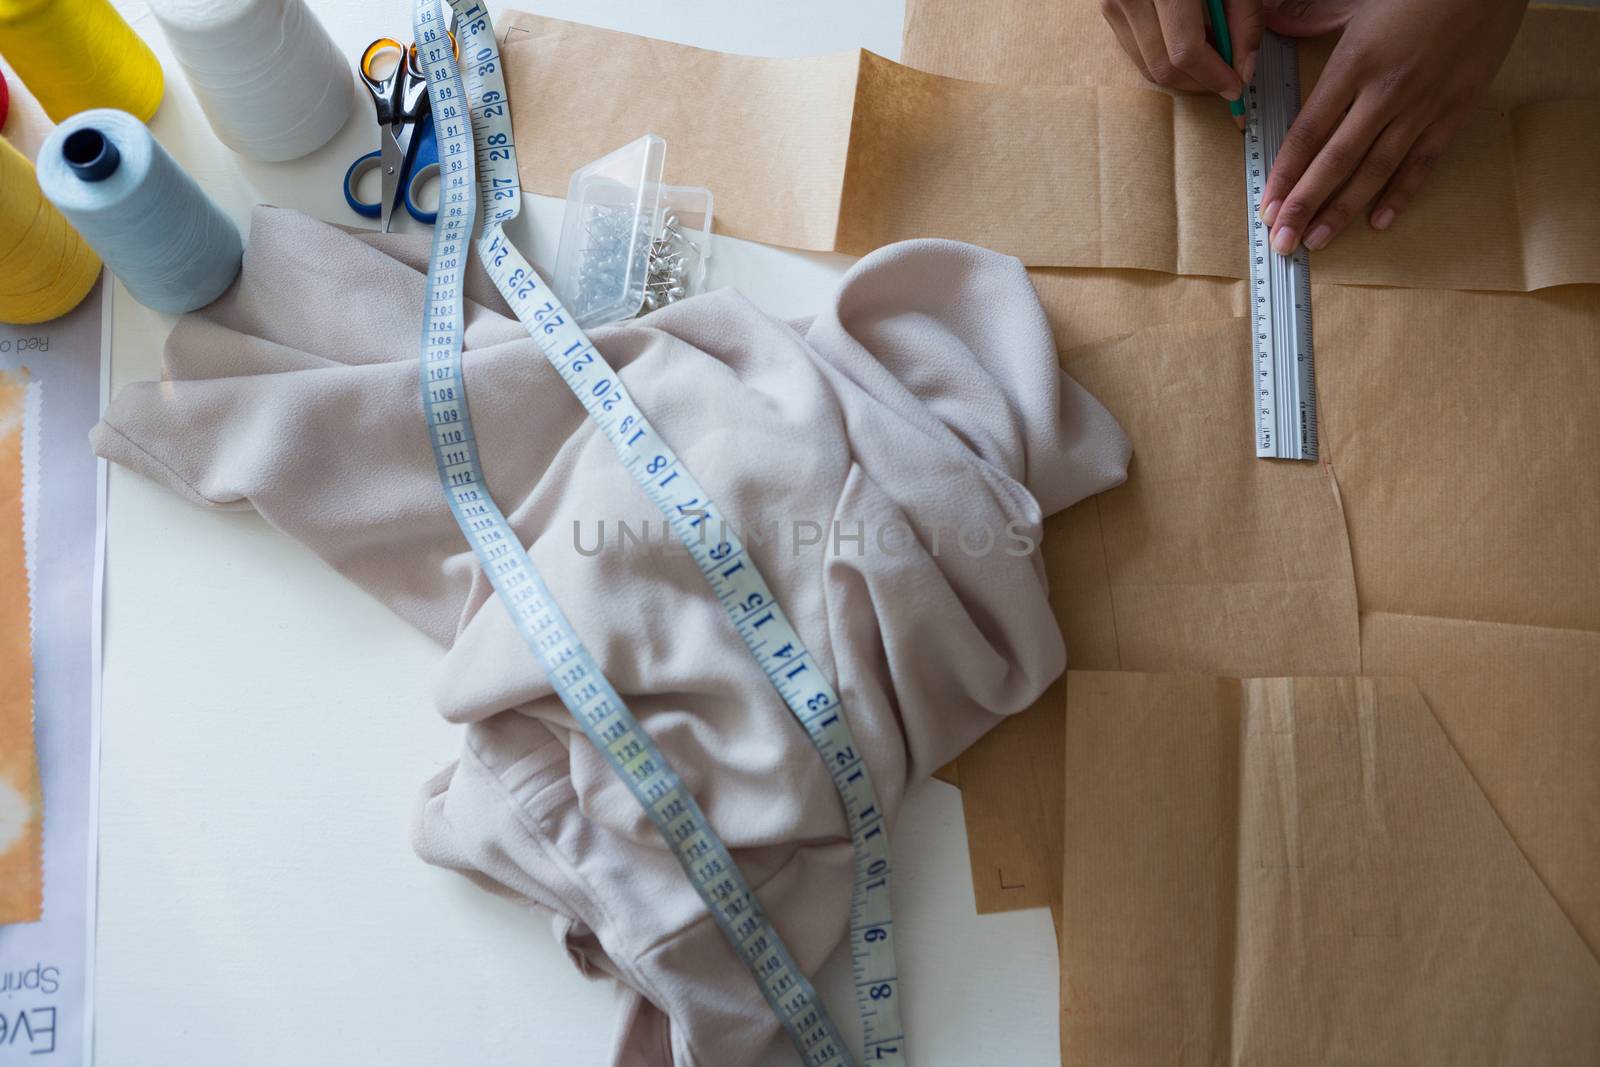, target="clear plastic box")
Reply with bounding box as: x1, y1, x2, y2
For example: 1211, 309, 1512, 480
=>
551, 134, 713, 328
